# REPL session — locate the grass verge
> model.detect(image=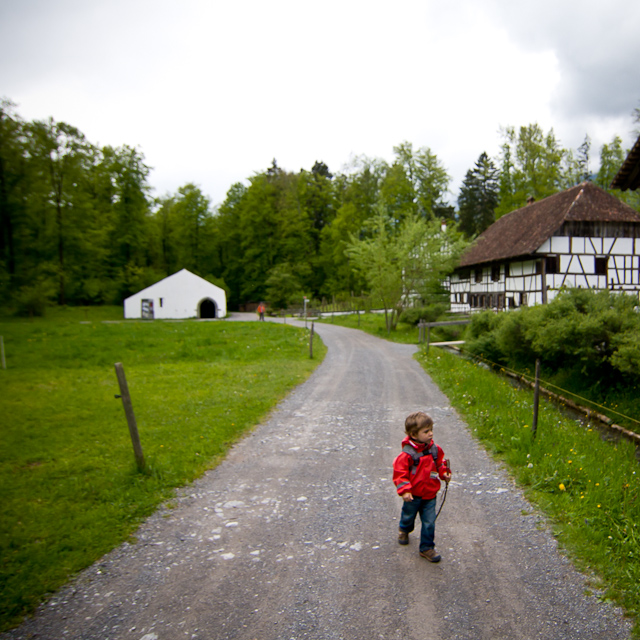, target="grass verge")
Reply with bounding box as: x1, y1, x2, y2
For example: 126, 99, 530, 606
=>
0, 309, 326, 631
420, 348, 640, 636
316, 312, 424, 343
